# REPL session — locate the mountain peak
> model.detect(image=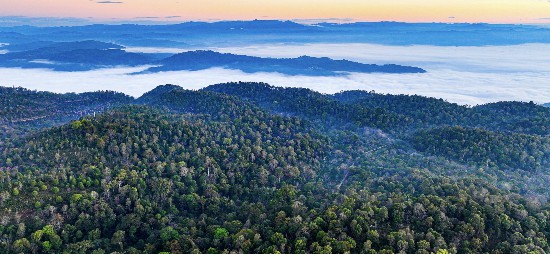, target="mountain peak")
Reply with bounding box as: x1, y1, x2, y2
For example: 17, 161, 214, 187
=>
136, 84, 183, 104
